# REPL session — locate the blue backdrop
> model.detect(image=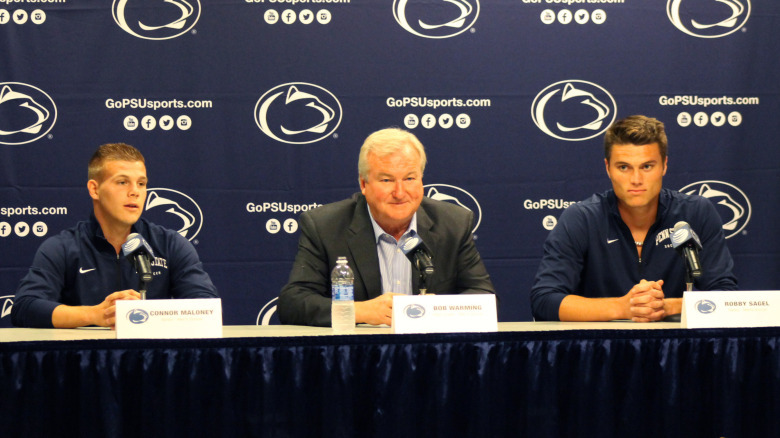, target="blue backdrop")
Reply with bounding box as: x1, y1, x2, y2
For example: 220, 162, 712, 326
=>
1, 0, 777, 326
